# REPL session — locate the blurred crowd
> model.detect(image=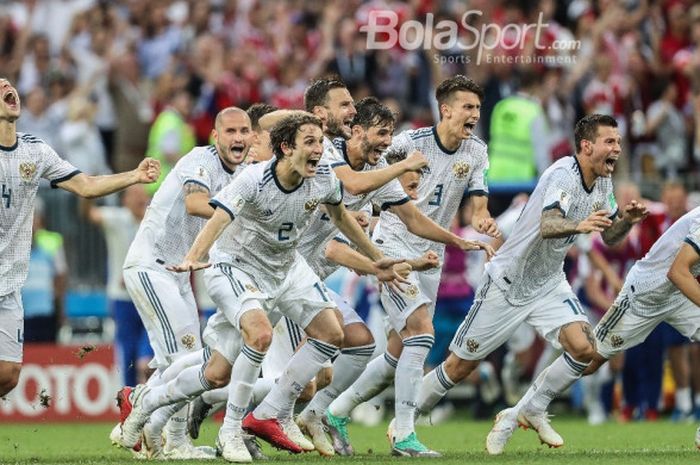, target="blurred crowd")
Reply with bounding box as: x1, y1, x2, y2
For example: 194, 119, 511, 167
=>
4, 0, 700, 422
